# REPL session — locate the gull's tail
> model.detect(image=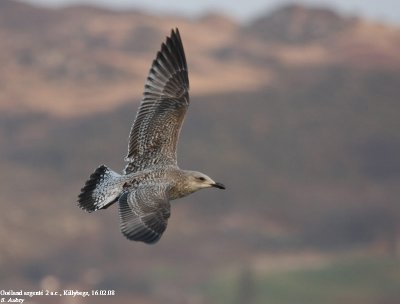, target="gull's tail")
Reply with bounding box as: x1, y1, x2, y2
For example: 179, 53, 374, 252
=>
78, 165, 125, 212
